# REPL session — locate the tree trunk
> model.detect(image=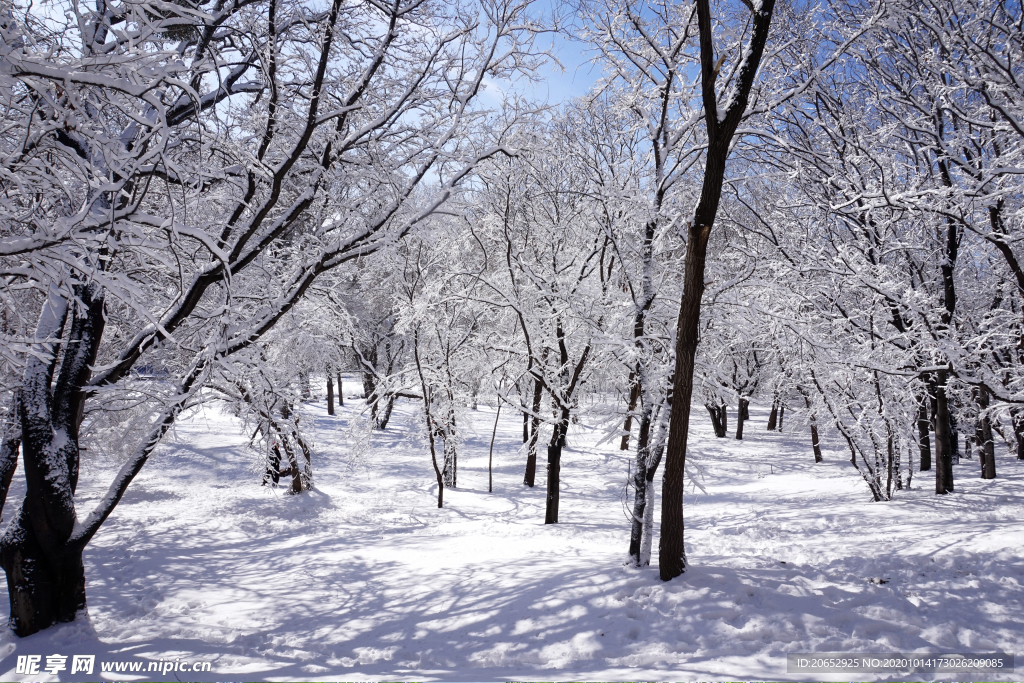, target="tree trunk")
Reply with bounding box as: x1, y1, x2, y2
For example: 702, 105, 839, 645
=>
810, 421, 823, 463
777, 403, 784, 431
934, 371, 955, 494
1014, 409, 1024, 460
660, 222, 712, 580
918, 400, 932, 471
767, 400, 778, 431
523, 374, 543, 487
326, 373, 335, 415
705, 403, 726, 438
621, 374, 639, 450
337, 372, 344, 407
1, 506, 86, 637
976, 386, 996, 480
627, 411, 654, 565
544, 444, 561, 524
659, 0, 776, 581
376, 394, 396, 430
0, 284, 104, 636
735, 398, 748, 439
